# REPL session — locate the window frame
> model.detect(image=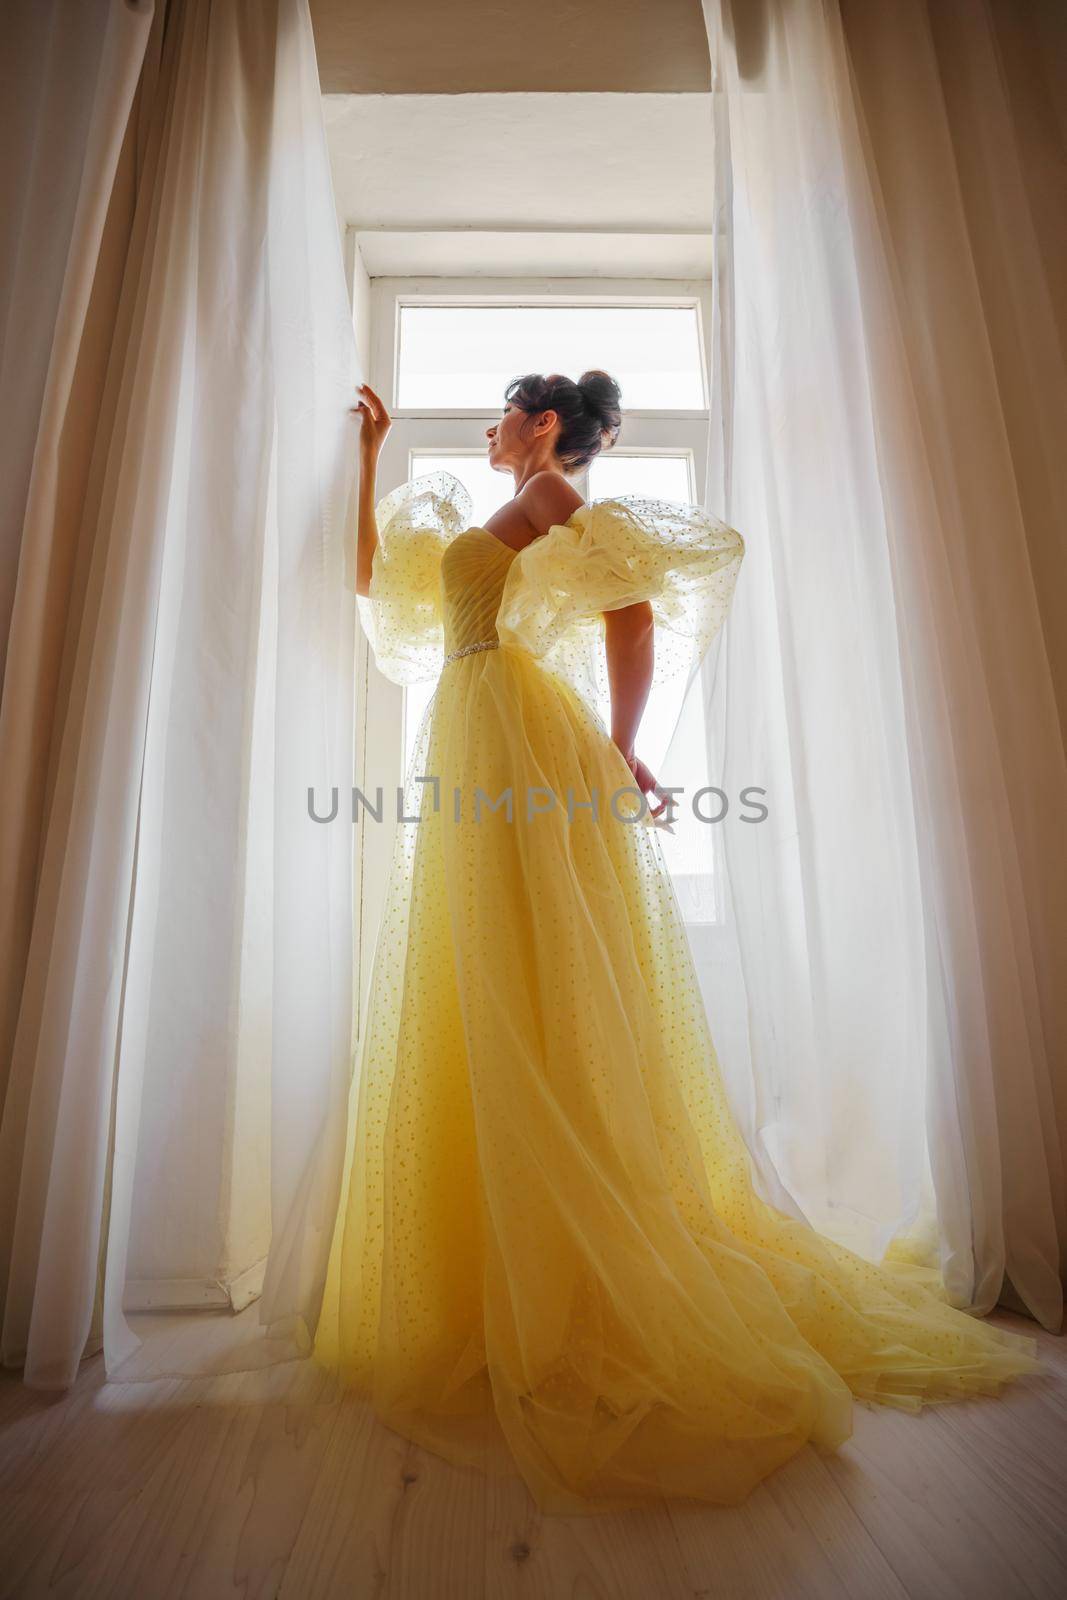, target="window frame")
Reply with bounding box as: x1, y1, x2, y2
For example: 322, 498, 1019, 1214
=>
353, 276, 720, 1019
370, 275, 713, 508
385, 285, 712, 412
